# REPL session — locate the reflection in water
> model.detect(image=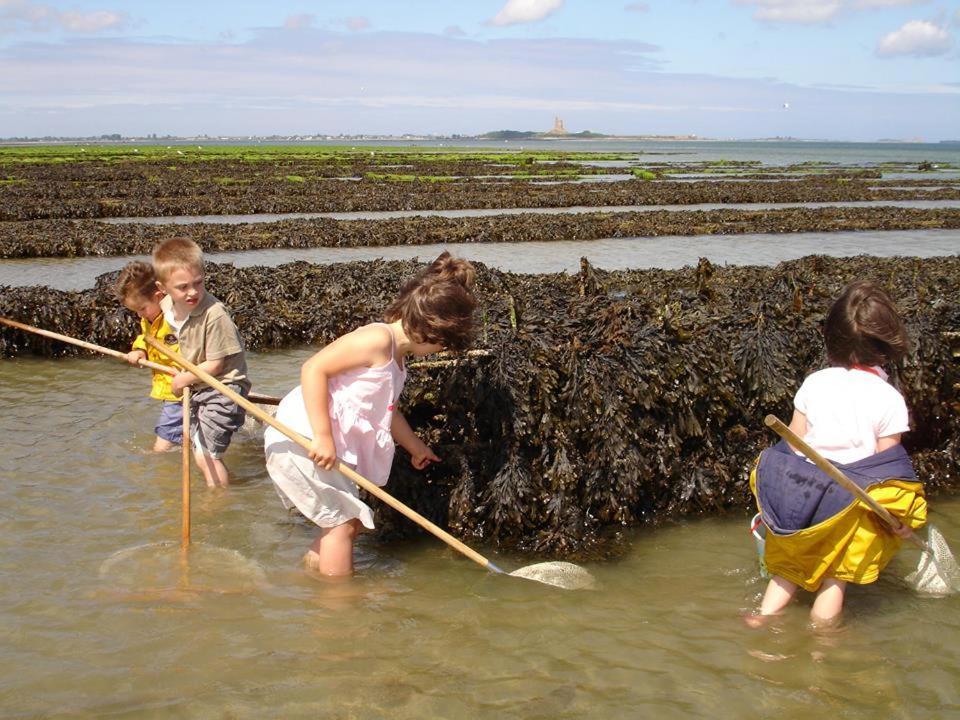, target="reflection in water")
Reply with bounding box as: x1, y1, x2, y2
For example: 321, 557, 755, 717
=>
1, 354, 959, 717
1, 228, 958, 291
